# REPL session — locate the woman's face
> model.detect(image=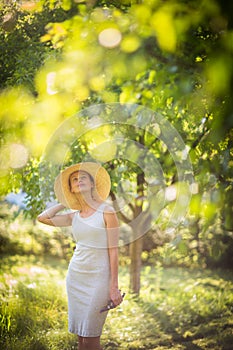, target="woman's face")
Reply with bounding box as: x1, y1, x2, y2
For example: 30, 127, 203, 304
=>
69, 170, 94, 194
